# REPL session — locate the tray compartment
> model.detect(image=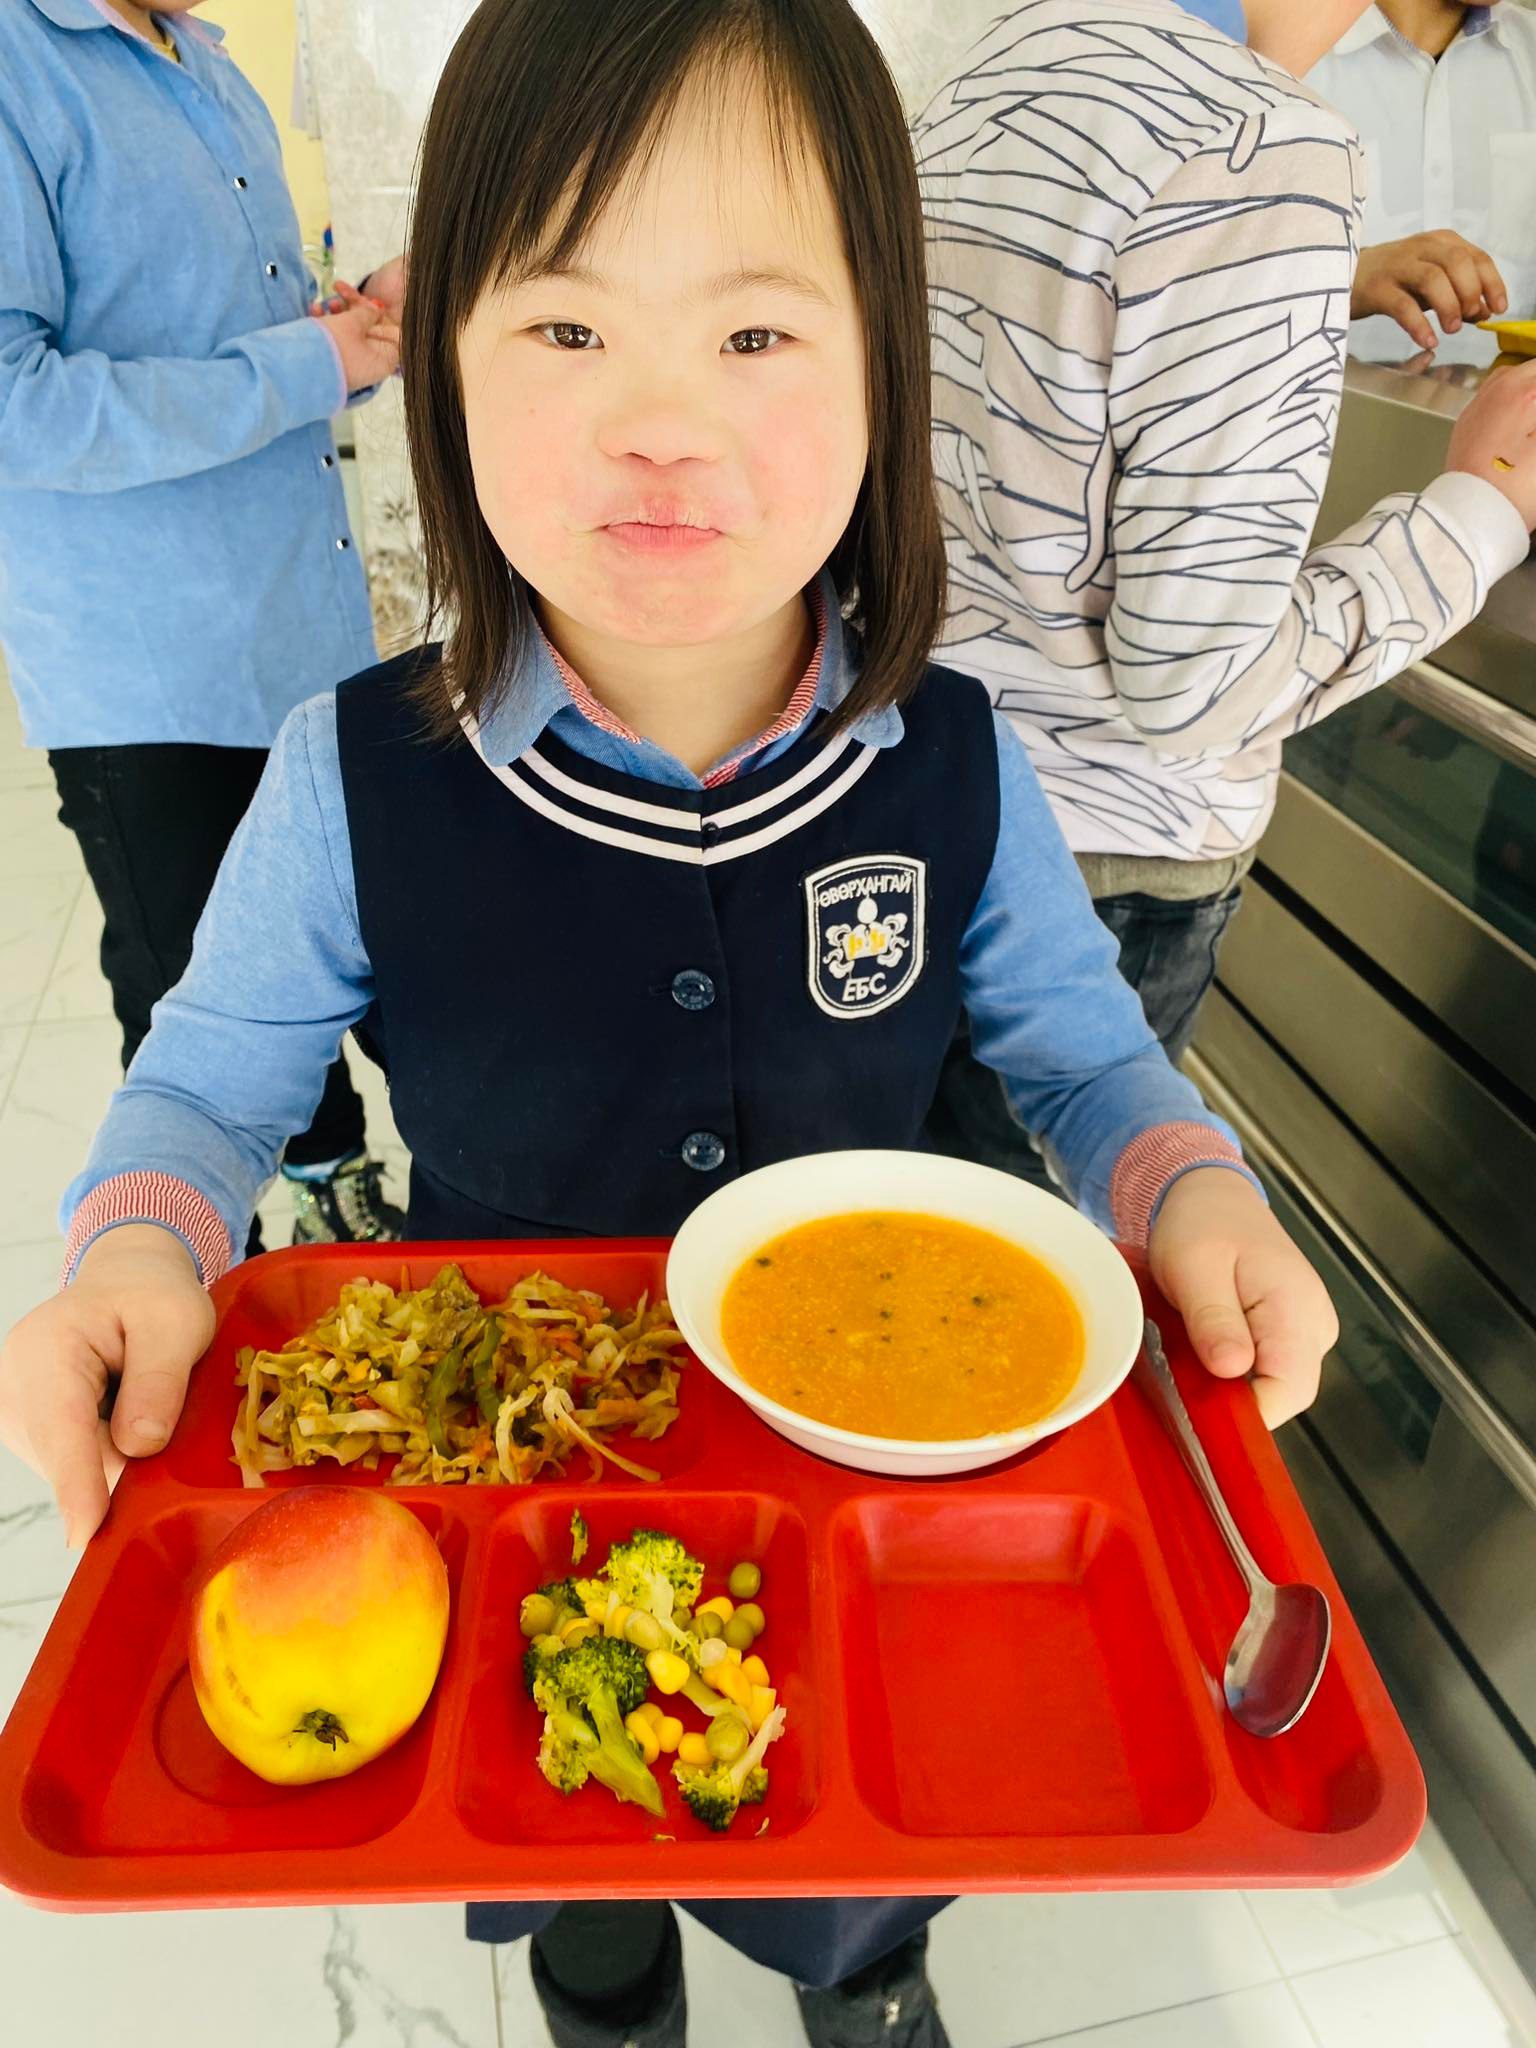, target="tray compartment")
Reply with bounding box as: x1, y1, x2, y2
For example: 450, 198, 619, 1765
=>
831, 1494, 1214, 1839
451, 1492, 818, 1847
161, 1240, 711, 1490
17, 1498, 468, 1859
1115, 1373, 1388, 1837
